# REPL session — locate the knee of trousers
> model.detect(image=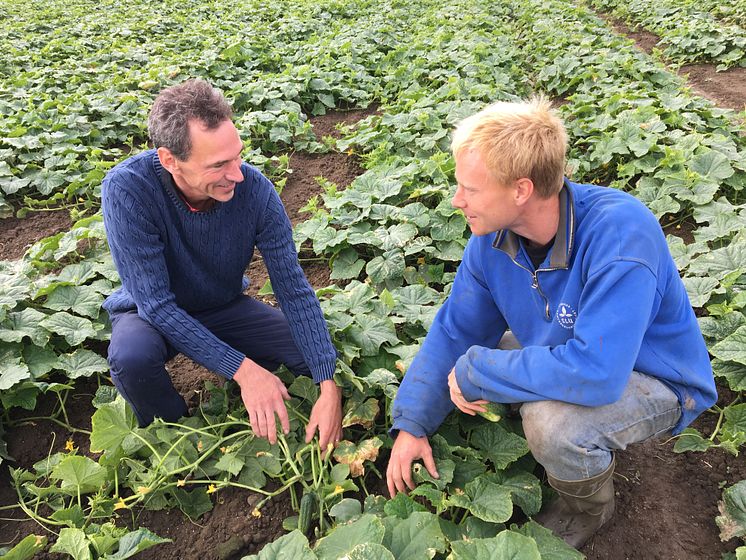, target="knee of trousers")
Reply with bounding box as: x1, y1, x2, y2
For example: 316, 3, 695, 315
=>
521, 400, 595, 469
108, 337, 168, 381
